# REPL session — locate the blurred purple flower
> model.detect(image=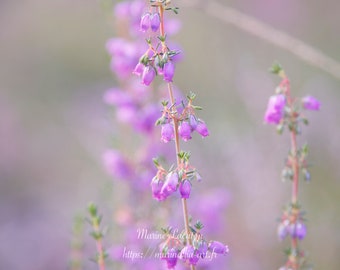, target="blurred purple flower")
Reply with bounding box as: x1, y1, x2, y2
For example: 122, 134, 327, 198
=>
196, 121, 209, 137
163, 61, 175, 82
208, 241, 229, 255
160, 172, 179, 198
289, 221, 307, 240
150, 13, 161, 32
103, 88, 133, 106
140, 12, 151, 32
178, 121, 192, 141
179, 180, 191, 199
302, 95, 320, 111
161, 123, 174, 143
103, 150, 133, 180
142, 66, 156, 86
162, 248, 178, 269
264, 94, 286, 124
